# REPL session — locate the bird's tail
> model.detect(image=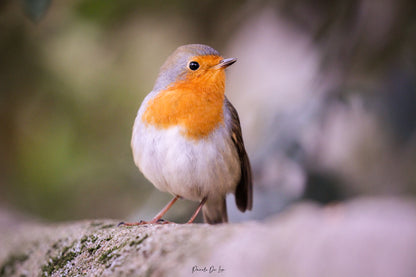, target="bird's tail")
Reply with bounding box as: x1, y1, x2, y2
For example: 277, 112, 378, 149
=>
202, 197, 228, 224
